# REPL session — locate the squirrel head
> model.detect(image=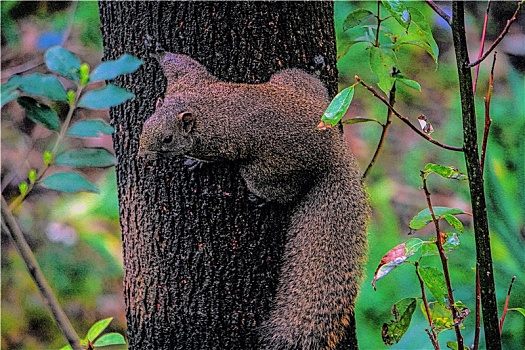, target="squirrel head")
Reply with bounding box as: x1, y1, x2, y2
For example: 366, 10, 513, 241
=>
138, 96, 197, 159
